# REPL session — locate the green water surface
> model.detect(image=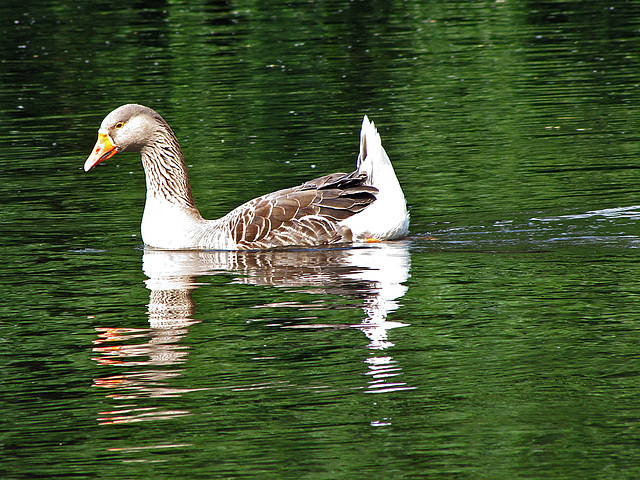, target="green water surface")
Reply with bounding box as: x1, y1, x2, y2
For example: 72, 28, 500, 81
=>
2, 1, 640, 479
